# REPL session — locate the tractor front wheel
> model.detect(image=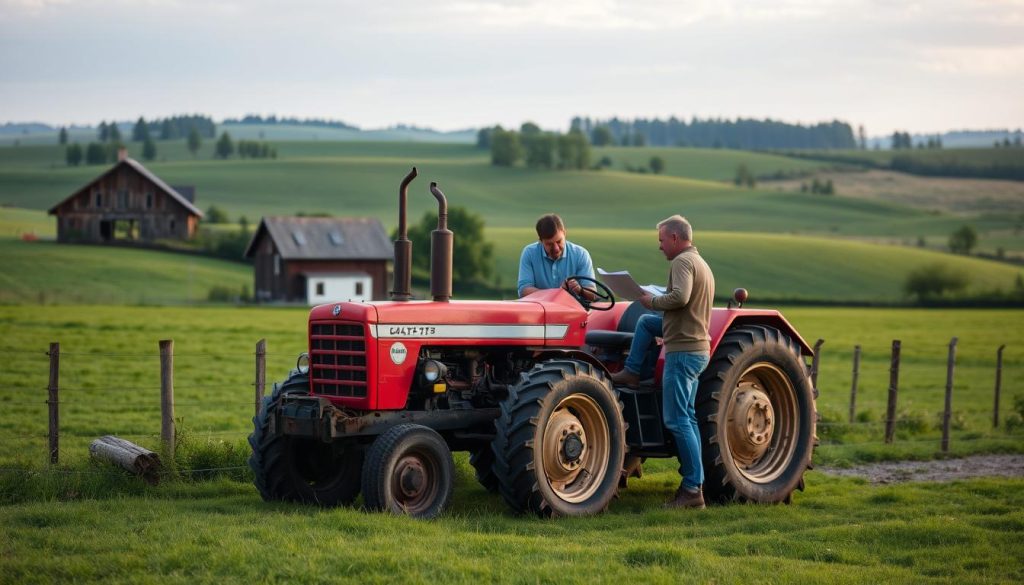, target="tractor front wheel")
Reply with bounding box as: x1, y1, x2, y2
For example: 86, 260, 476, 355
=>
248, 371, 363, 506
493, 360, 626, 517
362, 424, 455, 519
697, 325, 818, 504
